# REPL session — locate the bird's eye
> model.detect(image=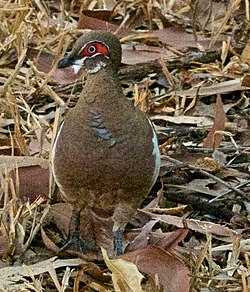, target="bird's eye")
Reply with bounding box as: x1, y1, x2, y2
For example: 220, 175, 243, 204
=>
88, 45, 96, 53
80, 42, 109, 58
